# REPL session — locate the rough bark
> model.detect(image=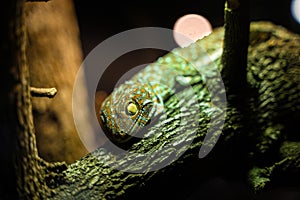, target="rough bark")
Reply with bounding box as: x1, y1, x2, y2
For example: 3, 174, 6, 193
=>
0, 0, 48, 199
0, 0, 68, 199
